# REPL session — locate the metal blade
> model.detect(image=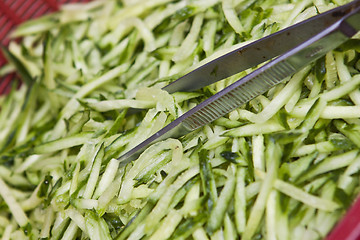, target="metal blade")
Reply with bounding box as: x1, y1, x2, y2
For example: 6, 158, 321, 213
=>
162, 0, 359, 94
